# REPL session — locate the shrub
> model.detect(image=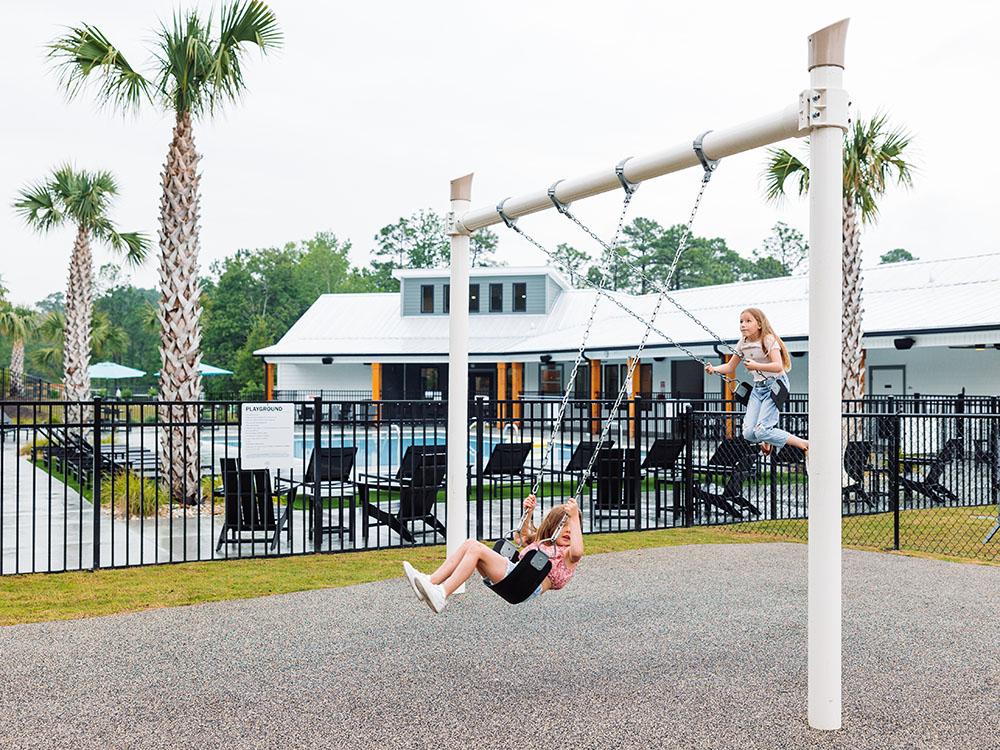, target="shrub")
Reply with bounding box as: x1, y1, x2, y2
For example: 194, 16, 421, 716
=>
100, 471, 163, 516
